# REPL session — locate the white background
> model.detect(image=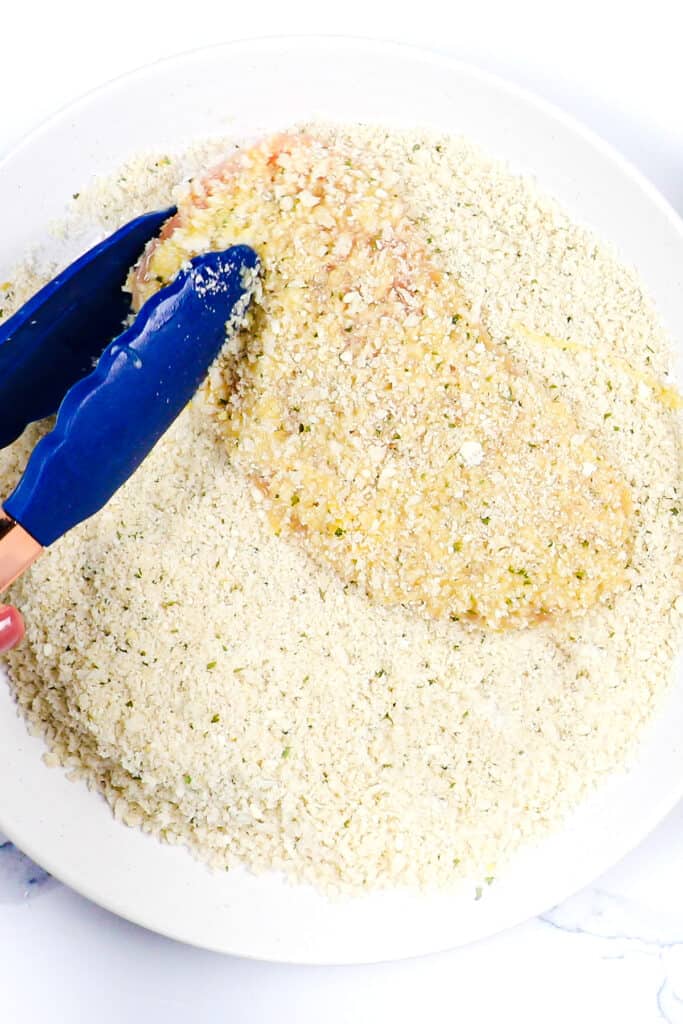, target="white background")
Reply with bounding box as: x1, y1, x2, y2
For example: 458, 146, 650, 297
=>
1, 1, 682, 1021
